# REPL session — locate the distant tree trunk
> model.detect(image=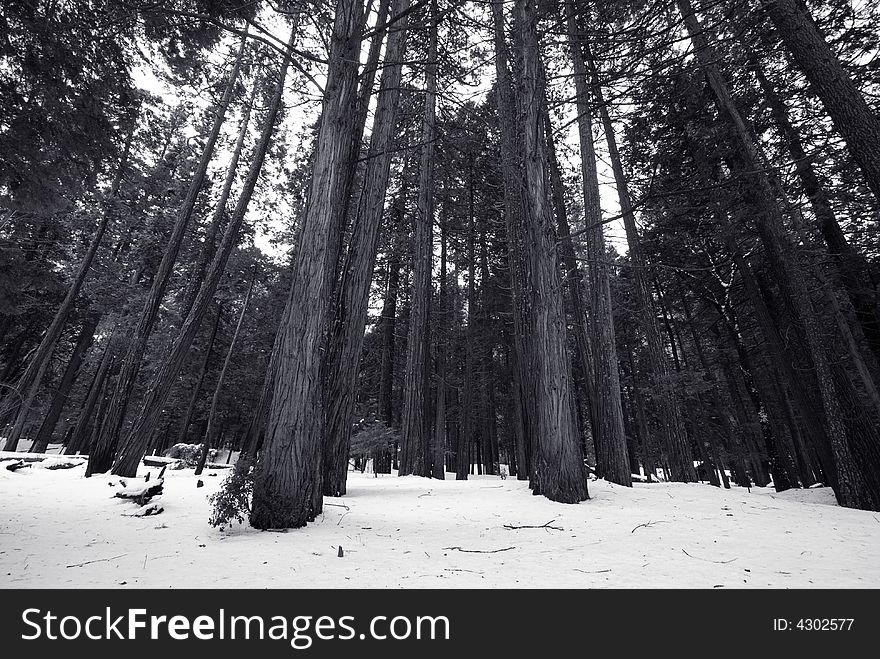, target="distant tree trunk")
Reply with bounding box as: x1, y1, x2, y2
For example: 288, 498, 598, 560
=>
87, 35, 246, 475
196, 273, 255, 476
2, 122, 133, 451
241, 342, 279, 460
110, 31, 293, 478
478, 232, 499, 476
322, 0, 411, 494
176, 302, 222, 447
30, 314, 100, 453
565, 1, 631, 486
432, 209, 448, 480
64, 336, 115, 456
763, 0, 880, 205
399, 0, 438, 478
584, 36, 693, 483
250, 0, 366, 529
677, 284, 734, 488
490, 0, 532, 480
513, 0, 589, 503
376, 193, 404, 474
458, 164, 477, 481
